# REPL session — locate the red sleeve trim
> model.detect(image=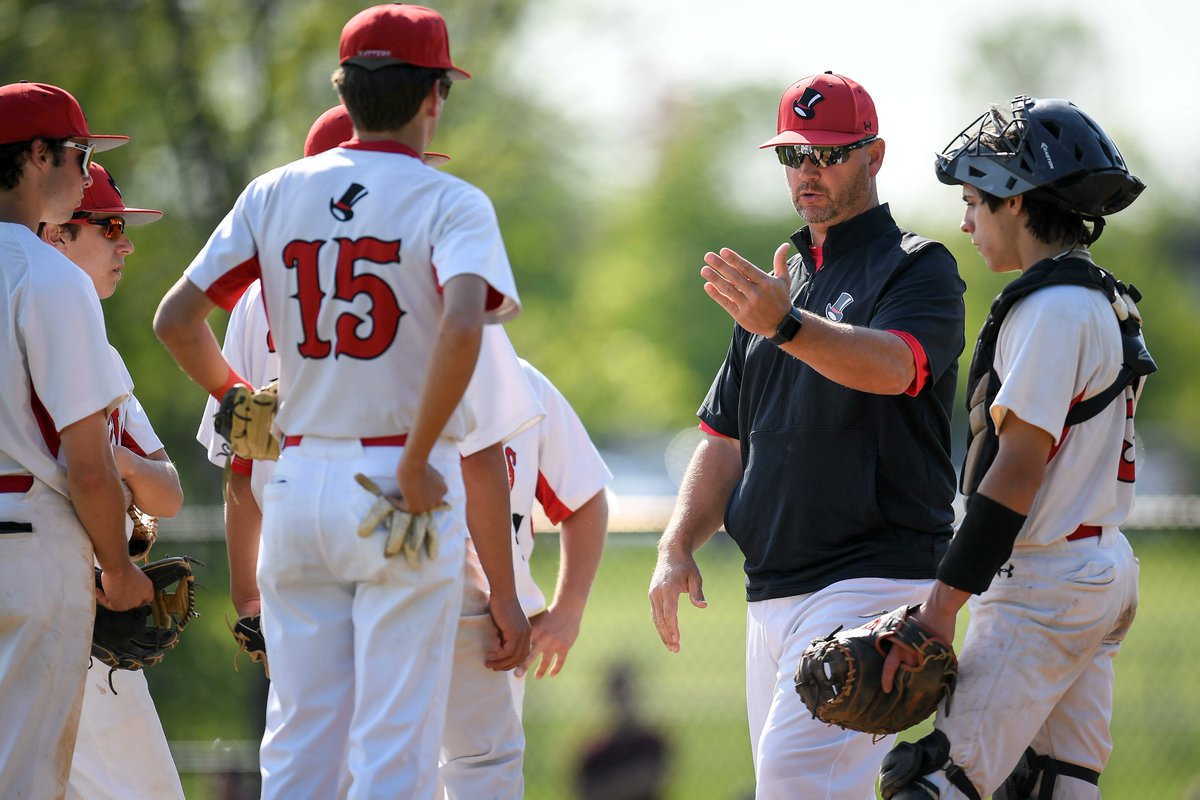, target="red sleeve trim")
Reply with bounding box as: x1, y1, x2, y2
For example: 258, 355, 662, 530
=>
887, 330, 930, 397
205, 256, 261, 311
29, 385, 61, 458
119, 429, 148, 458
430, 257, 507, 310
698, 420, 732, 439
535, 470, 574, 525
231, 456, 253, 476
